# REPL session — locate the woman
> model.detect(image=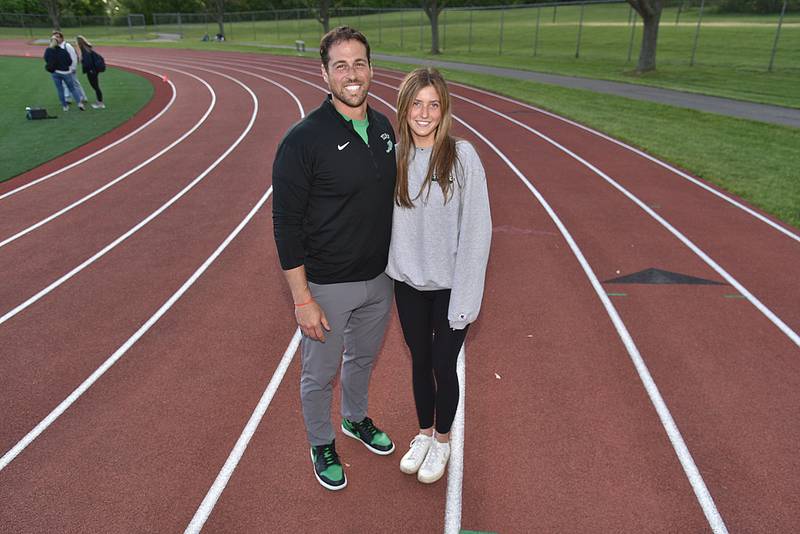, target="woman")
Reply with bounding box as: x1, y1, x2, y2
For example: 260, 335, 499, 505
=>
386, 68, 491, 484
76, 35, 105, 109
43, 36, 83, 112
